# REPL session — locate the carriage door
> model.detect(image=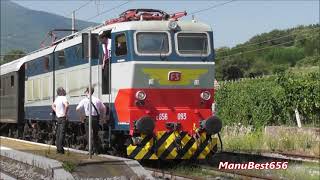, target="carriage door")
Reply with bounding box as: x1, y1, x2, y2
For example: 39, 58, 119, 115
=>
101, 30, 112, 95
